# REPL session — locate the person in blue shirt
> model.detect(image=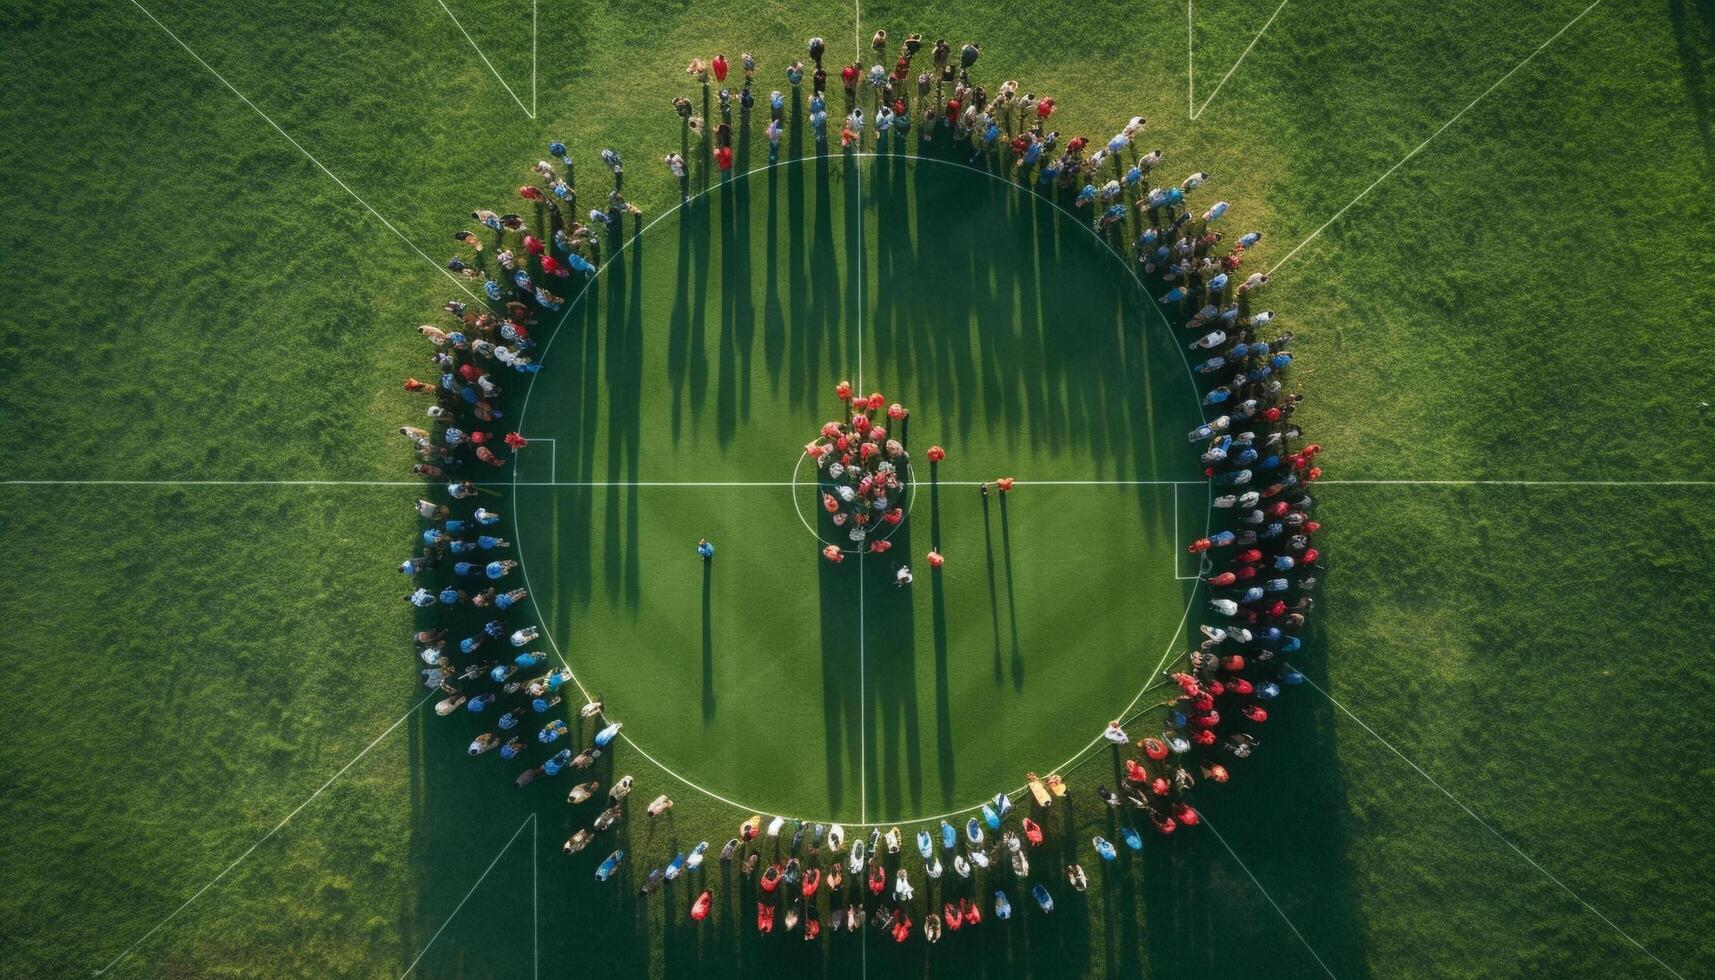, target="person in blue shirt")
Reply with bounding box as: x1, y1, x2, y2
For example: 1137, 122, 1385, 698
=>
474, 508, 501, 525
407, 588, 436, 608
486, 560, 517, 580
697, 538, 715, 560
496, 587, 528, 610
478, 535, 510, 550
483, 279, 502, 301
437, 586, 464, 605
